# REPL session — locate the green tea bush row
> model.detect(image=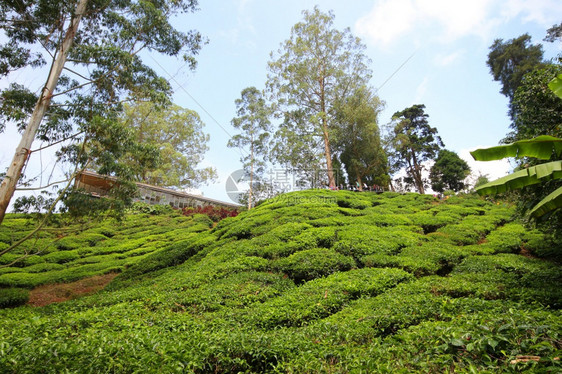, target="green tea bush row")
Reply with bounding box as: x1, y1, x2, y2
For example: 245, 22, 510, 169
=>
362, 242, 465, 276
273, 248, 355, 282
0, 287, 29, 308
247, 267, 413, 328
